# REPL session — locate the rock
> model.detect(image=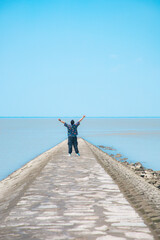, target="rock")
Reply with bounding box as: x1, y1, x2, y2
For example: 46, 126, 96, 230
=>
105, 147, 115, 150
156, 171, 160, 176
151, 216, 160, 223
98, 145, 106, 149
154, 181, 160, 189
115, 154, 122, 158
121, 161, 129, 166
144, 171, 154, 179
134, 162, 144, 170
116, 156, 160, 190
153, 172, 159, 179
98, 145, 115, 151
140, 172, 146, 178
128, 165, 136, 170
98, 143, 160, 191
147, 179, 157, 185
